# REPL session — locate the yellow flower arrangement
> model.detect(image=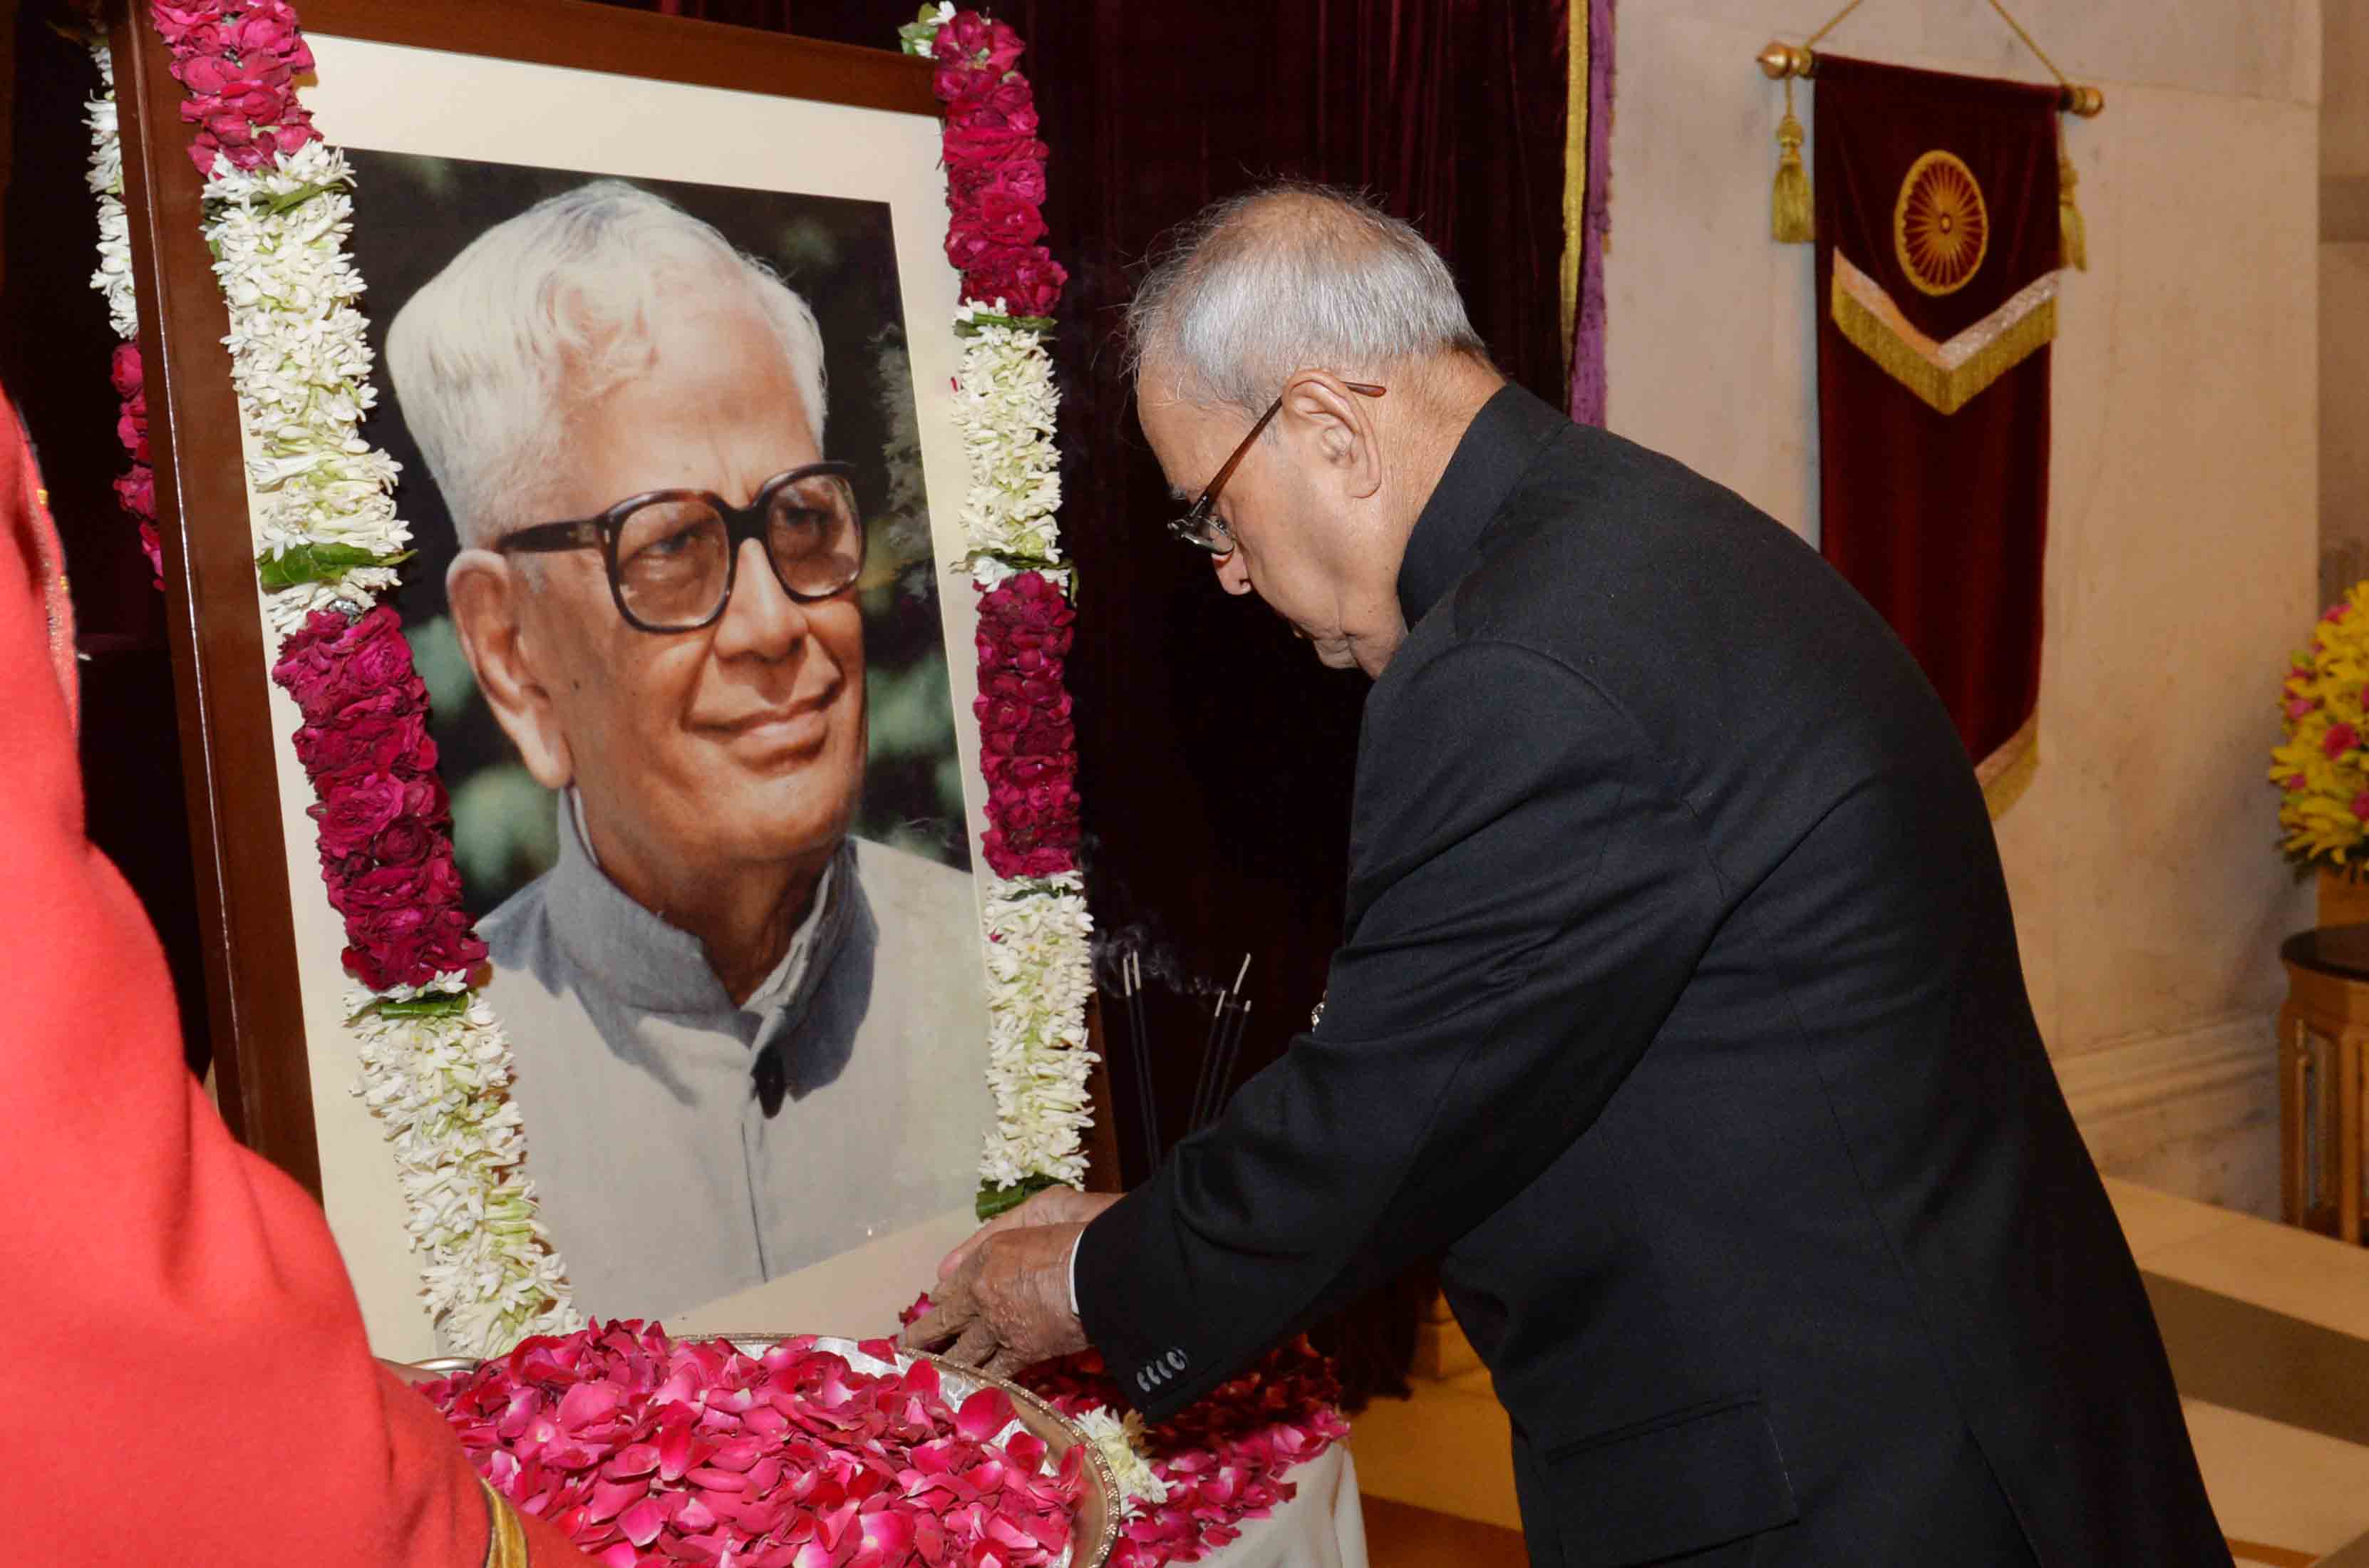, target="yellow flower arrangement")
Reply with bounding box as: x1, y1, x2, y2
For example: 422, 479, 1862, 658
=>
2271, 583, 2369, 867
